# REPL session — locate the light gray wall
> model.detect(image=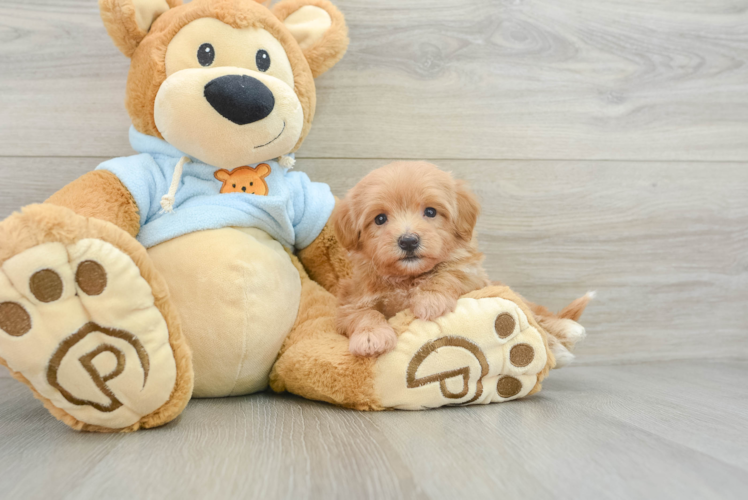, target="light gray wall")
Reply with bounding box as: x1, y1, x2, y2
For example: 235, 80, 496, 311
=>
1, 0, 746, 377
